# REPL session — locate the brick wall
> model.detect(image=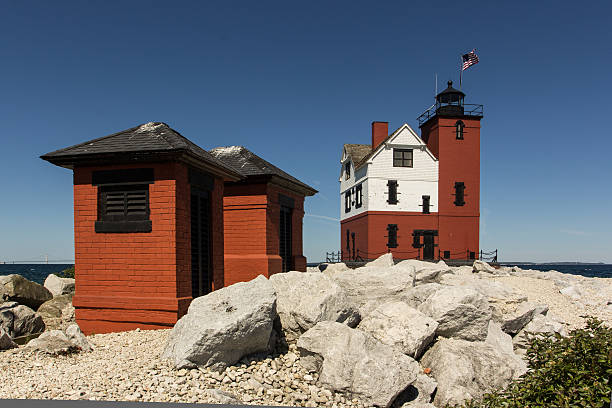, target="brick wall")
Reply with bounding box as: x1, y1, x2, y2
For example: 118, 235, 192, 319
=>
72, 161, 225, 334
222, 181, 307, 285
